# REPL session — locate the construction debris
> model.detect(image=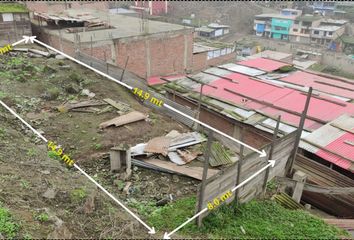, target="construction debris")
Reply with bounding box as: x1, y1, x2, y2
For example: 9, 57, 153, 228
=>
57, 100, 107, 112
203, 141, 235, 167
81, 89, 96, 98
142, 159, 219, 180
168, 151, 185, 165
272, 192, 304, 210
103, 98, 130, 113
99, 111, 147, 128
144, 136, 171, 156
177, 149, 200, 164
